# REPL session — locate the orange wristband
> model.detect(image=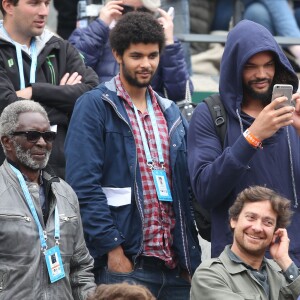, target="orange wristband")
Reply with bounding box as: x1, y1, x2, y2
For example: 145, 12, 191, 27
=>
243, 129, 262, 149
